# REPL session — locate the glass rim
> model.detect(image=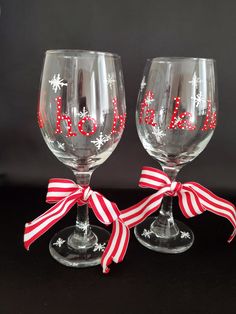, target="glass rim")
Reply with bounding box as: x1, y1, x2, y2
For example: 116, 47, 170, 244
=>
46, 49, 120, 58
147, 56, 216, 63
